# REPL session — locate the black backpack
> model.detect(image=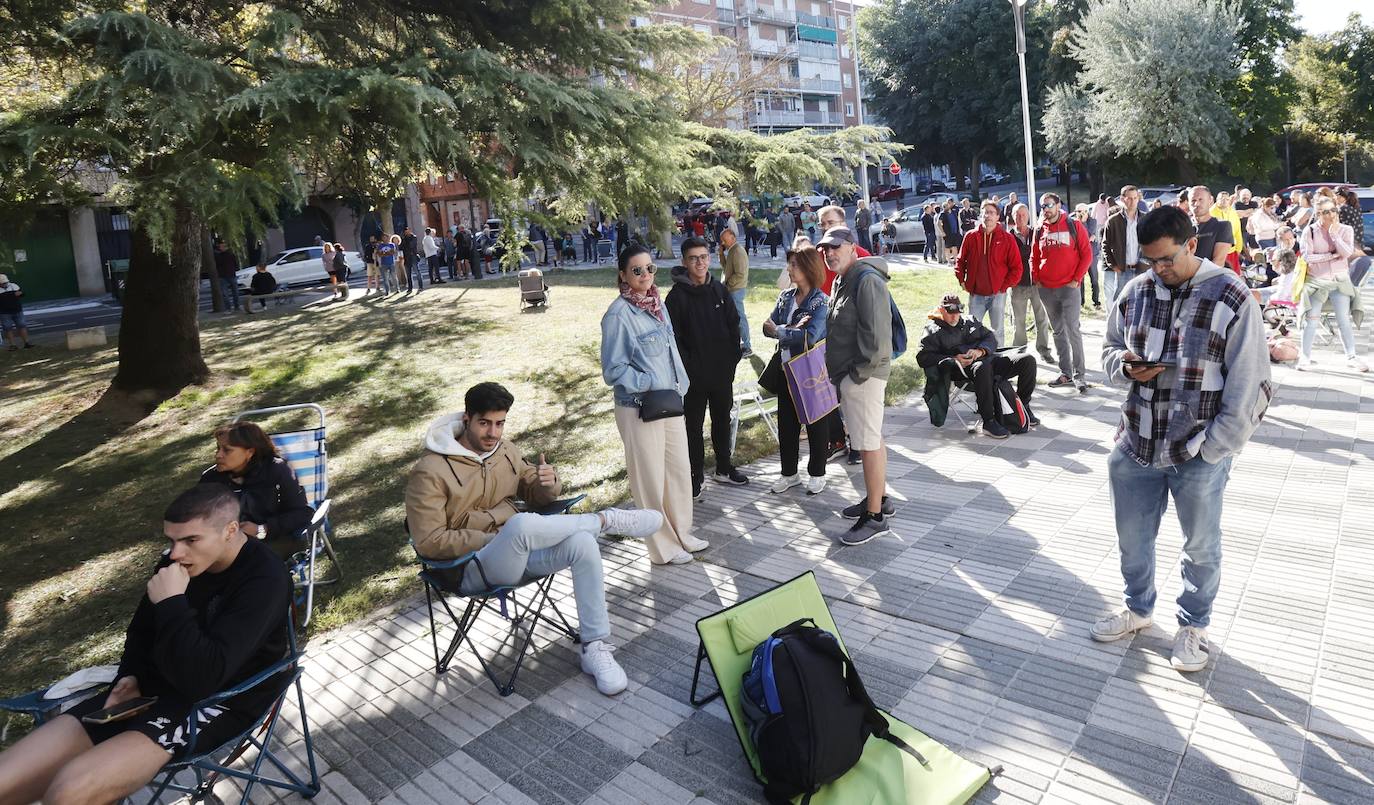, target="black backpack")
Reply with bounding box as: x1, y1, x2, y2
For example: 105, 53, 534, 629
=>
993, 376, 1030, 434
741, 619, 929, 804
